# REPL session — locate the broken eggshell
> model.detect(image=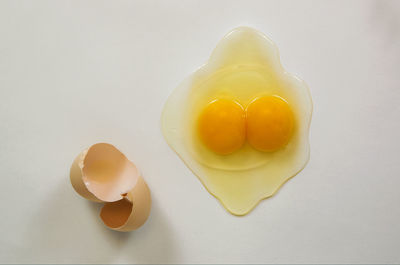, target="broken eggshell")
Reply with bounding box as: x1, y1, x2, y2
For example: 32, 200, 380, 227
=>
70, 143, 151, 231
